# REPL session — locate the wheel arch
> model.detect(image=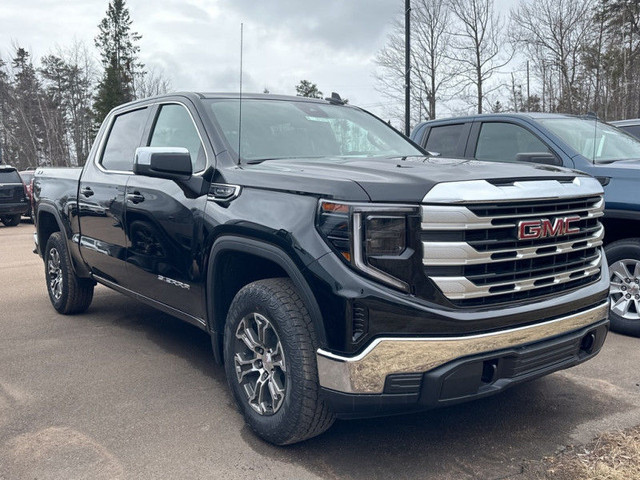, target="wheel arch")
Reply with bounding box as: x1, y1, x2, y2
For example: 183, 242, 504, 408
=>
206, 236, 327, 364
602, 210, 640, 246
36, 203, 91, 278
